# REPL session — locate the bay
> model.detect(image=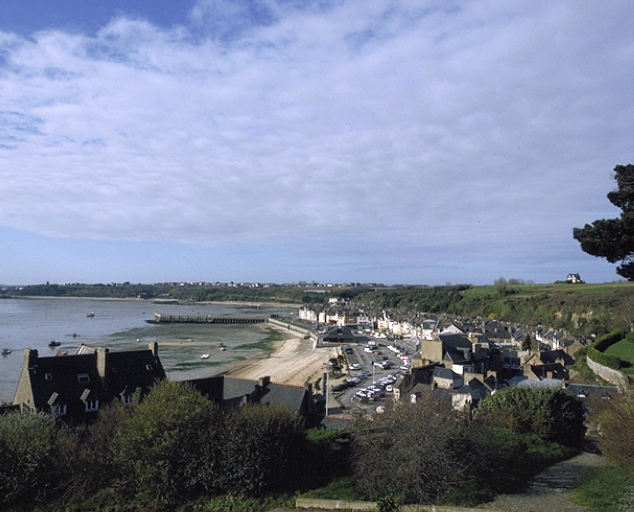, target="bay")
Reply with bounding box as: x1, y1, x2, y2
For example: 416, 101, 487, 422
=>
0, 297, 297, 404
